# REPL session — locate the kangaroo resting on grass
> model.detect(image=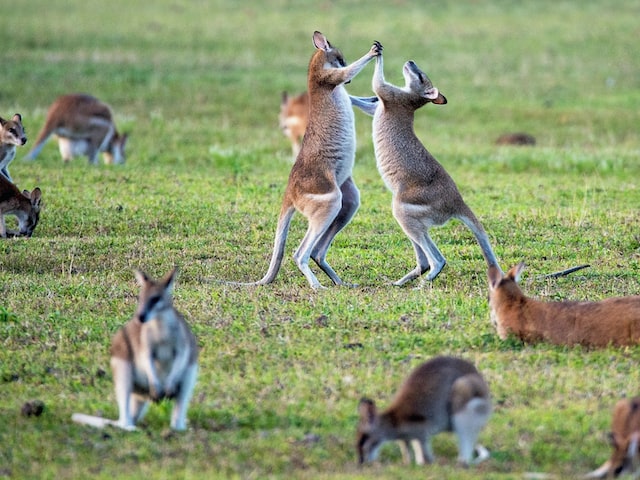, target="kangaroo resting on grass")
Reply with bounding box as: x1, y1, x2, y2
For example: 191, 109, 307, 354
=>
586, 397, 640, 479
368, 52, 500, 286
0, 174, 42, 238
488, 263, 640, 347
0, 114, 27, 182
72, 269, 198, 431
357, 356, 492, 467
25, 93, 128, 165
237, 32, 382, 289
